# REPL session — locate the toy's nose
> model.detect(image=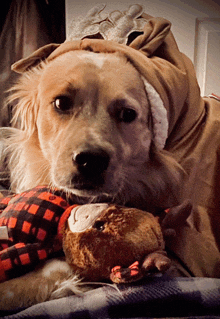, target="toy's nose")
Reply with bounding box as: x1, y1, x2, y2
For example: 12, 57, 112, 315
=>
68, 203, 109, 233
